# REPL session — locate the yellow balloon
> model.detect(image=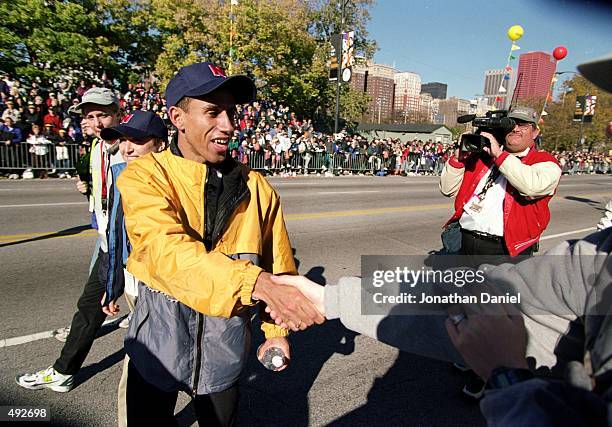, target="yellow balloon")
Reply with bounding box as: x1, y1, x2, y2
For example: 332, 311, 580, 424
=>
507, 25, 524, 41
